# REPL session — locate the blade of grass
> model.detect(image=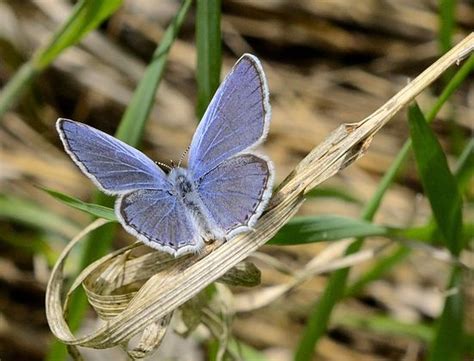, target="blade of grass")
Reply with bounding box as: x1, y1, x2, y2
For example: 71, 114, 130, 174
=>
344, 246, 411, 297
227, 339, 269, 361
335, 310, 474, 355
345, 133, 474, 297
1, 231, 57, 264
294, 53, 474, 361
269, 215, 388, 245
409, 103, 465, 360
305, 186, 361, 204
33, 0, 122, 69
428, 267, 464, 361
0, 0, 122, 118
408, 102, 463, 255
0, 194, 79, 238
115, 1, 192, 145
438, 0, 464, 156
334, 312, 434, 342
46, 1, 193, 360
40, 187, 117, 221
438, 0, 456, 54
195, 0, 222, 119
454, 138, 474, 193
